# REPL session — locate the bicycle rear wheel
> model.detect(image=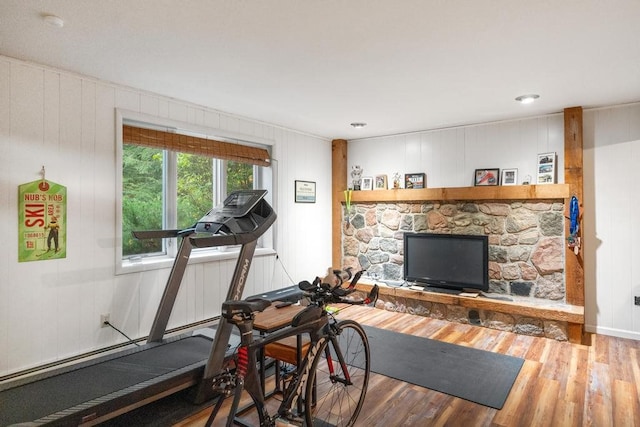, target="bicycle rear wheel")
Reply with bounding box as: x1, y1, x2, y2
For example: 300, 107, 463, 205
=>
304, 320, 370, 426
